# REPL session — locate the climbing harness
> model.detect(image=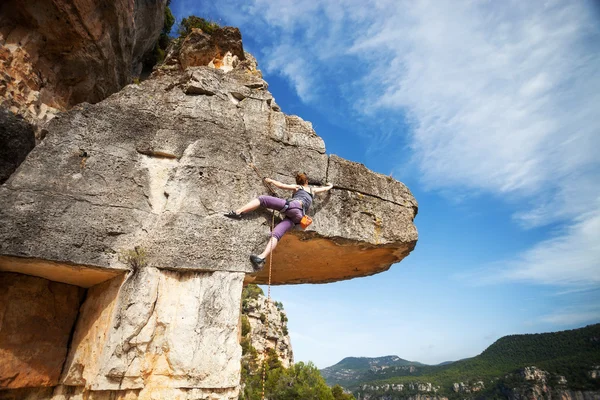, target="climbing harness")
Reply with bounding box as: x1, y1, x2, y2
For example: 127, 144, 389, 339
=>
277, 199, 303, 214
261, 211, 275, 400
